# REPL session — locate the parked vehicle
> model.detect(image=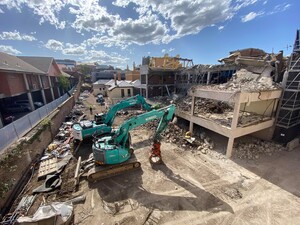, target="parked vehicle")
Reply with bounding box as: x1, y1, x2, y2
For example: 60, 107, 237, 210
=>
14, 100, 44, 110
5, 103, 29, 113
33, 101, 44, 108
96, 95, 105, 105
